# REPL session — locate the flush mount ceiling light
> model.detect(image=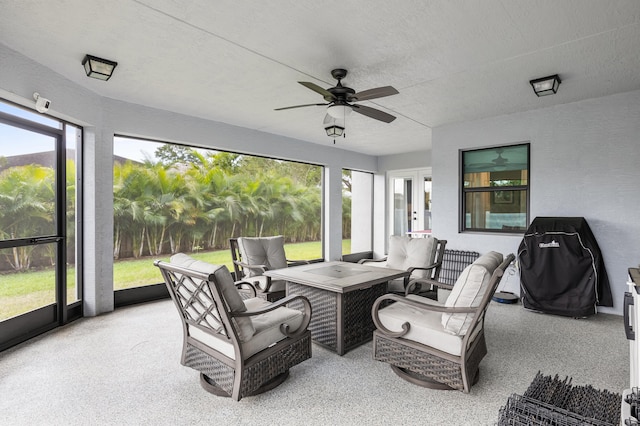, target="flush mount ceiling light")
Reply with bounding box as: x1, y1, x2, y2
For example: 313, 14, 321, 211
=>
325, 125, 345, 138
529, 74, 561, 96
82, 54, 118, 81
